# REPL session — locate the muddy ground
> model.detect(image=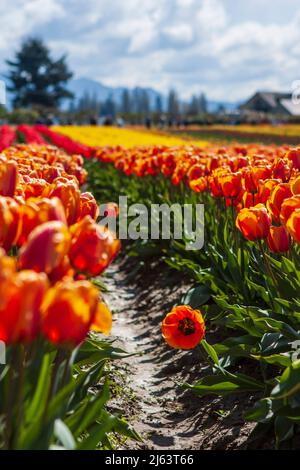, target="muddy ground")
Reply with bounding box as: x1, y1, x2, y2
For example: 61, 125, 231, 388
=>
103, 256, 267, 450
